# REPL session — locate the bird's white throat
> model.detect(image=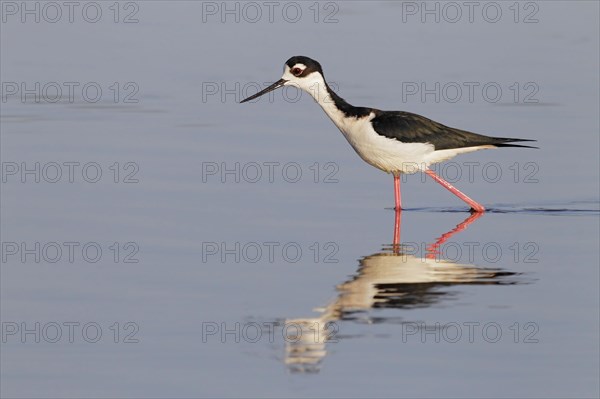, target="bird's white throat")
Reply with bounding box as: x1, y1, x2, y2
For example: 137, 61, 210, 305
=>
285, 72, 364, 134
